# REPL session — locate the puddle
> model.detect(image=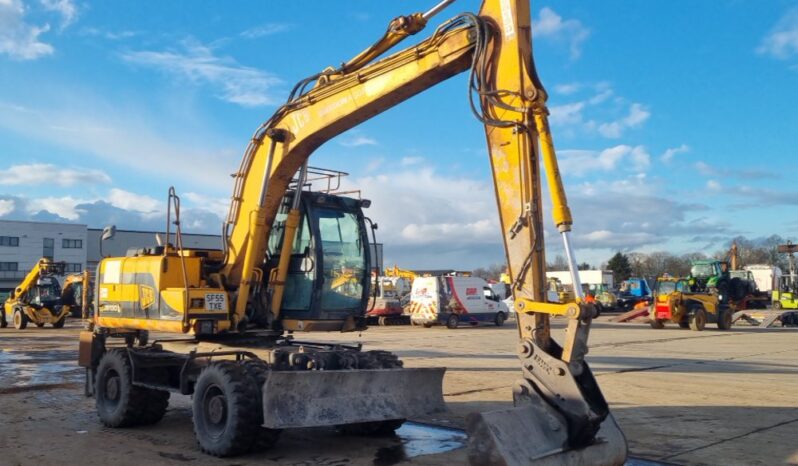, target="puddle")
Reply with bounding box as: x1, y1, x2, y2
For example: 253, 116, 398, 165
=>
374, 422, 467, 466
0, 349, 82, 389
